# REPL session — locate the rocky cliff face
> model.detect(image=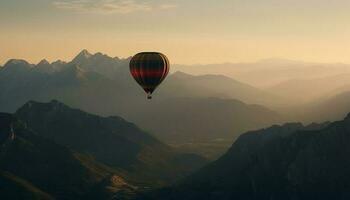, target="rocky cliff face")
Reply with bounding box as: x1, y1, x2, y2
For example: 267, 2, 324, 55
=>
0, 113, 15, 144
148, 118, 350, 200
